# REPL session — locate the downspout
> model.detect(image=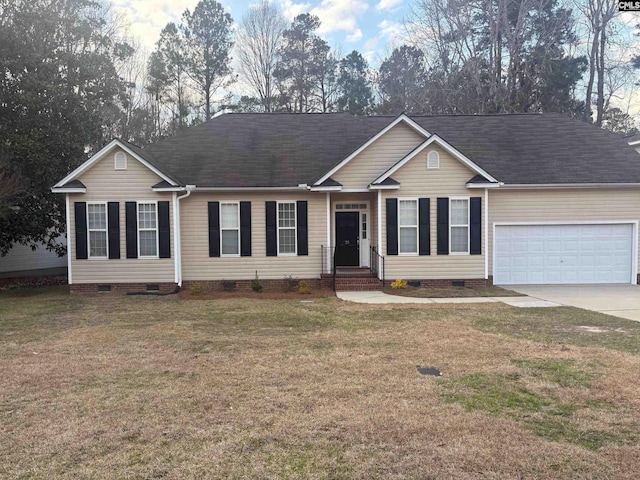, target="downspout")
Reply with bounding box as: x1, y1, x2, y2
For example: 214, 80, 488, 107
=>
65, 195, 72, 285
484, 188, 489, 282
175, 185, 196, 287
